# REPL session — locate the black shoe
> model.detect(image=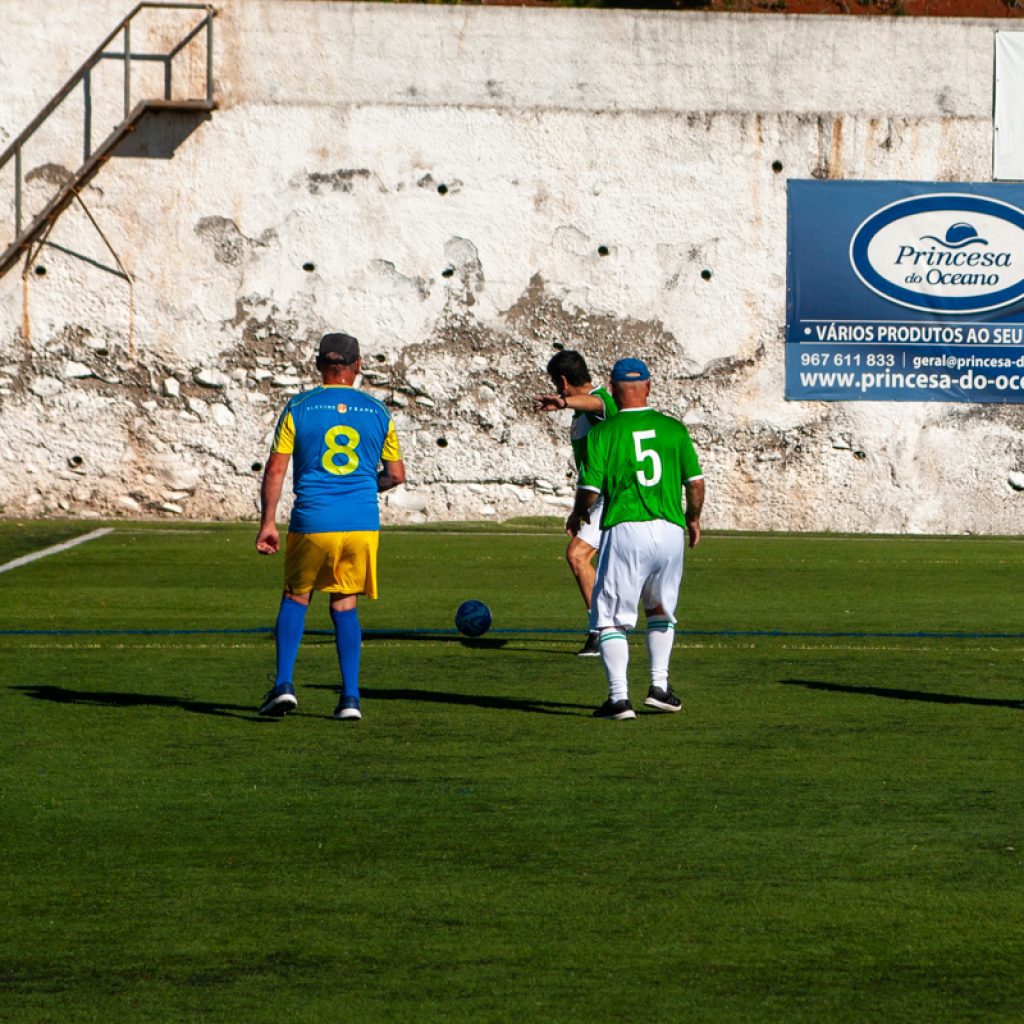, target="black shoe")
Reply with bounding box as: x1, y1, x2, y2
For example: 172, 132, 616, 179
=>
644, 686, 681, 712
577, 632, 600, 657
333, 695, 362, 721
258, 683, 297, 716
592, 698, 636, 720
